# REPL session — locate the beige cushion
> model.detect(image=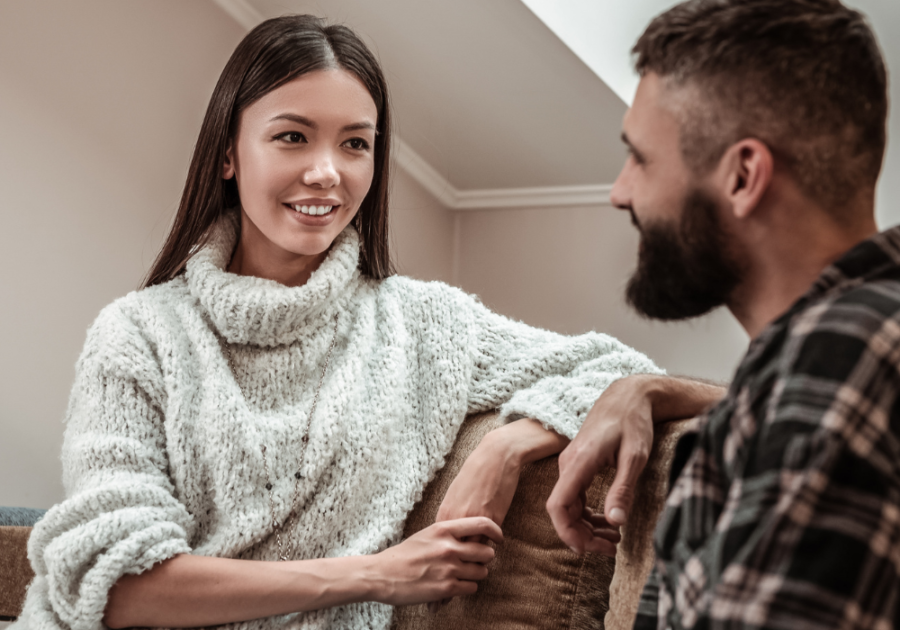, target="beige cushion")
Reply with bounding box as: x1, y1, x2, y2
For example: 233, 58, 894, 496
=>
393, 412, 694, 630
392, 411, 618, 630
0, 526, 33, 619
604, 418, 695, 630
